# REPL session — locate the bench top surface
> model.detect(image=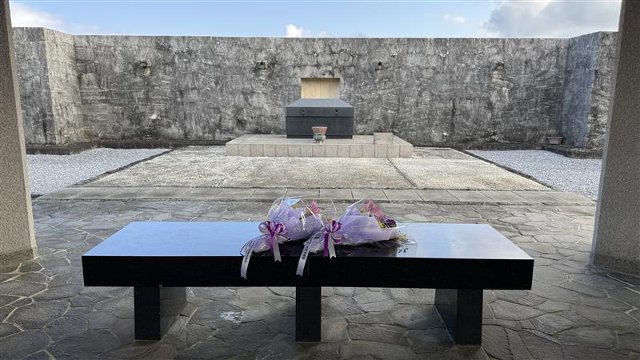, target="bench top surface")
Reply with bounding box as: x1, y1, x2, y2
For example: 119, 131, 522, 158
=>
84, 221, 531, 261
